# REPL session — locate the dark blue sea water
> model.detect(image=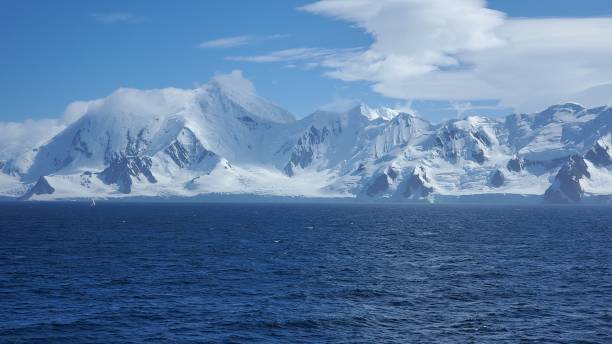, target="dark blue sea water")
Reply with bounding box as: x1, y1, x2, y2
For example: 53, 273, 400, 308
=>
0, 203, 610, 343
